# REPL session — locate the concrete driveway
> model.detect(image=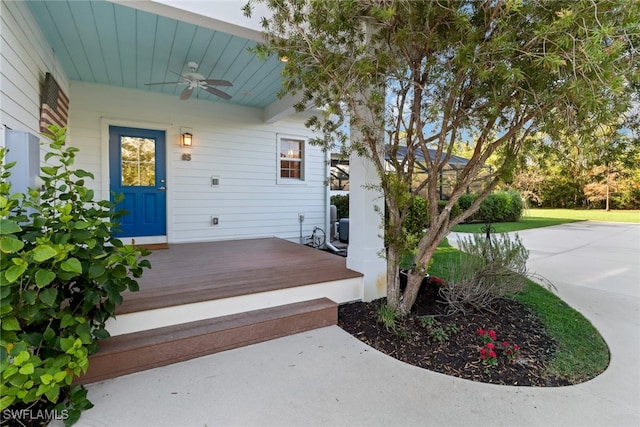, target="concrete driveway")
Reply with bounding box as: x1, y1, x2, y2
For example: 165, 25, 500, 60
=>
66, 222, 640, 427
